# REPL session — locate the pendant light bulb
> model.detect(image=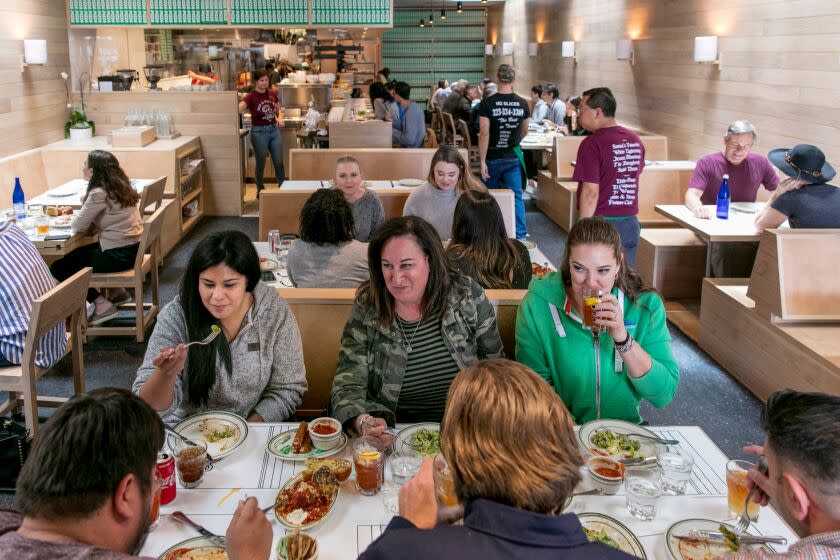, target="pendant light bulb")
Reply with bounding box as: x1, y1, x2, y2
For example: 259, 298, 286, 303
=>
429, 12, 434, 24
457, 1, 463, 12
420, 18, 425, 27
441, 9, 446, 19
